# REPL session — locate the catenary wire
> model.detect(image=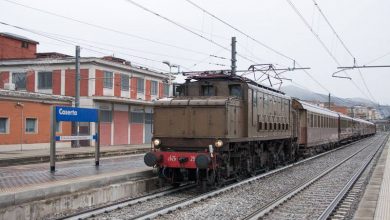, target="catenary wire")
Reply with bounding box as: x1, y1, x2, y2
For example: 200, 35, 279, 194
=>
1, 0, 213, 56
123, 0, 258, 66
311, 0, 377, 103
286, 0, 378, 105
